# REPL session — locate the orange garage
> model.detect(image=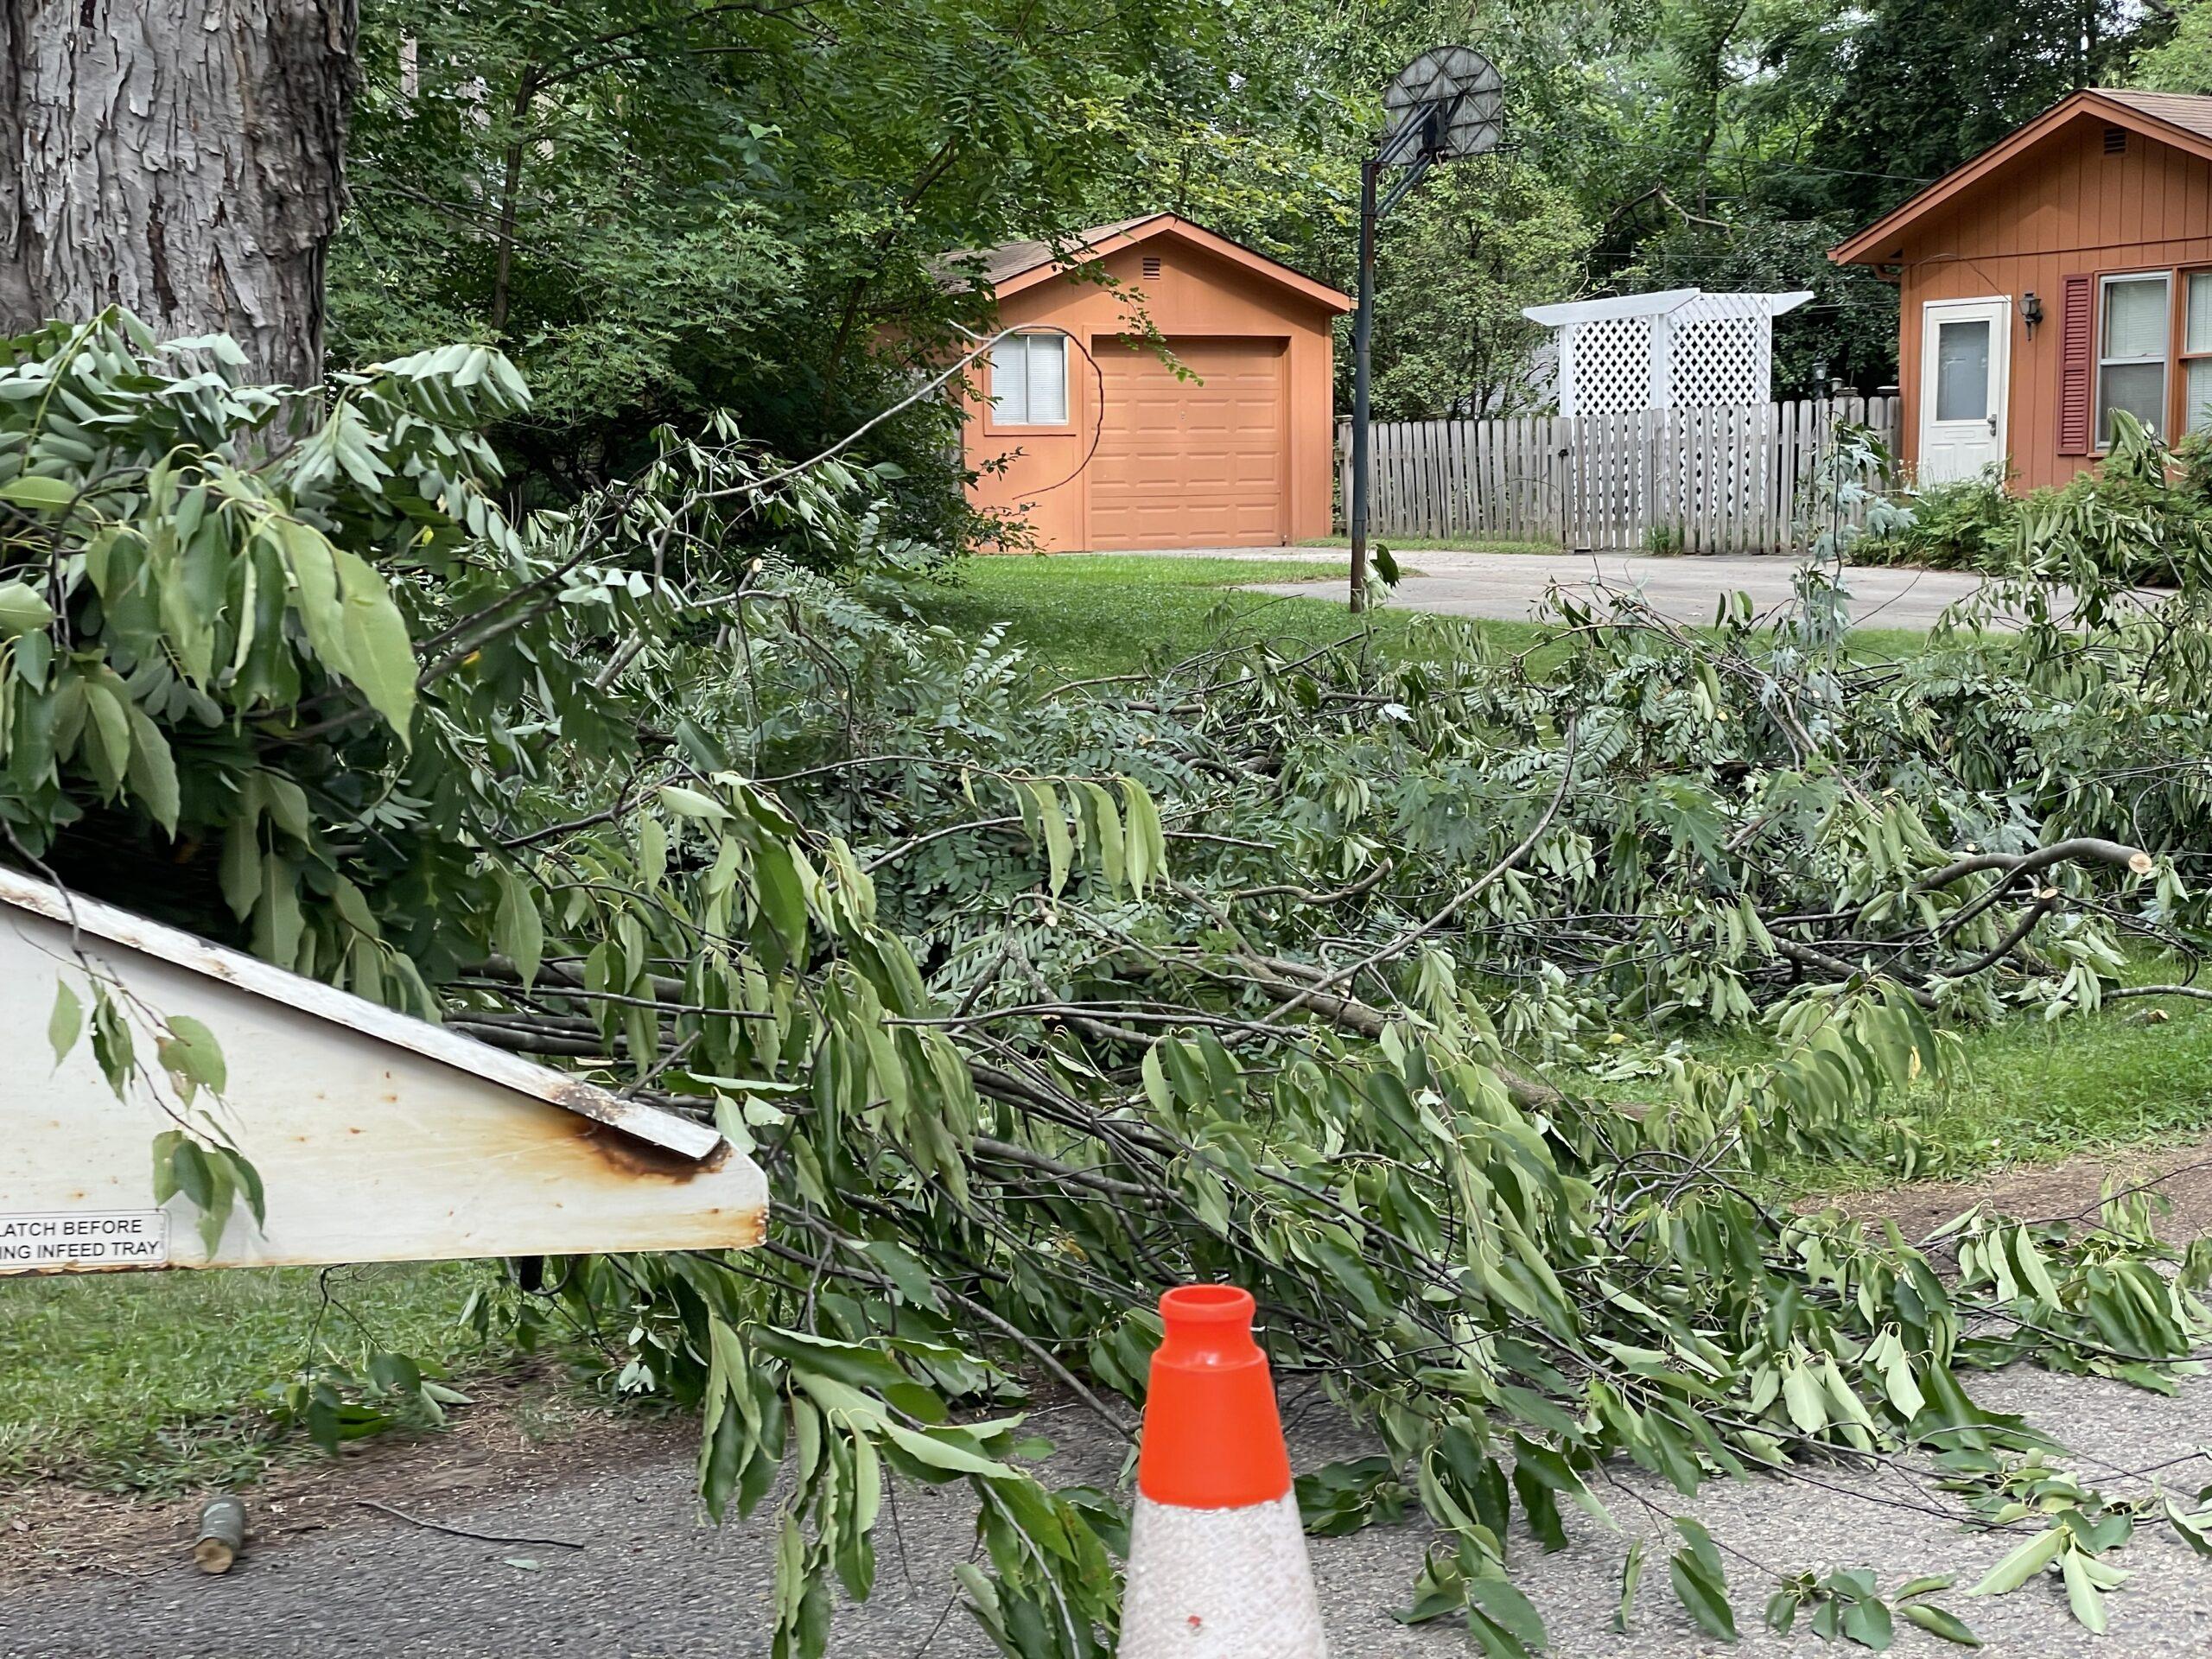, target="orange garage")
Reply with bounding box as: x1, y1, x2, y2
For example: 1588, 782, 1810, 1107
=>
951, 215, 1351, 552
